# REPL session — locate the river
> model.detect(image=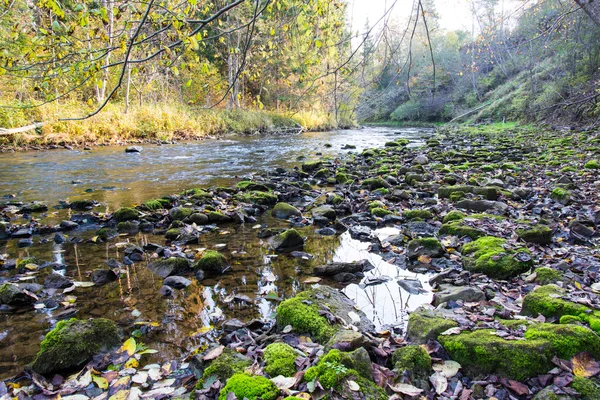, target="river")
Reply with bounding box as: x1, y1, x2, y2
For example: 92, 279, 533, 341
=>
0, 126, 434, 379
